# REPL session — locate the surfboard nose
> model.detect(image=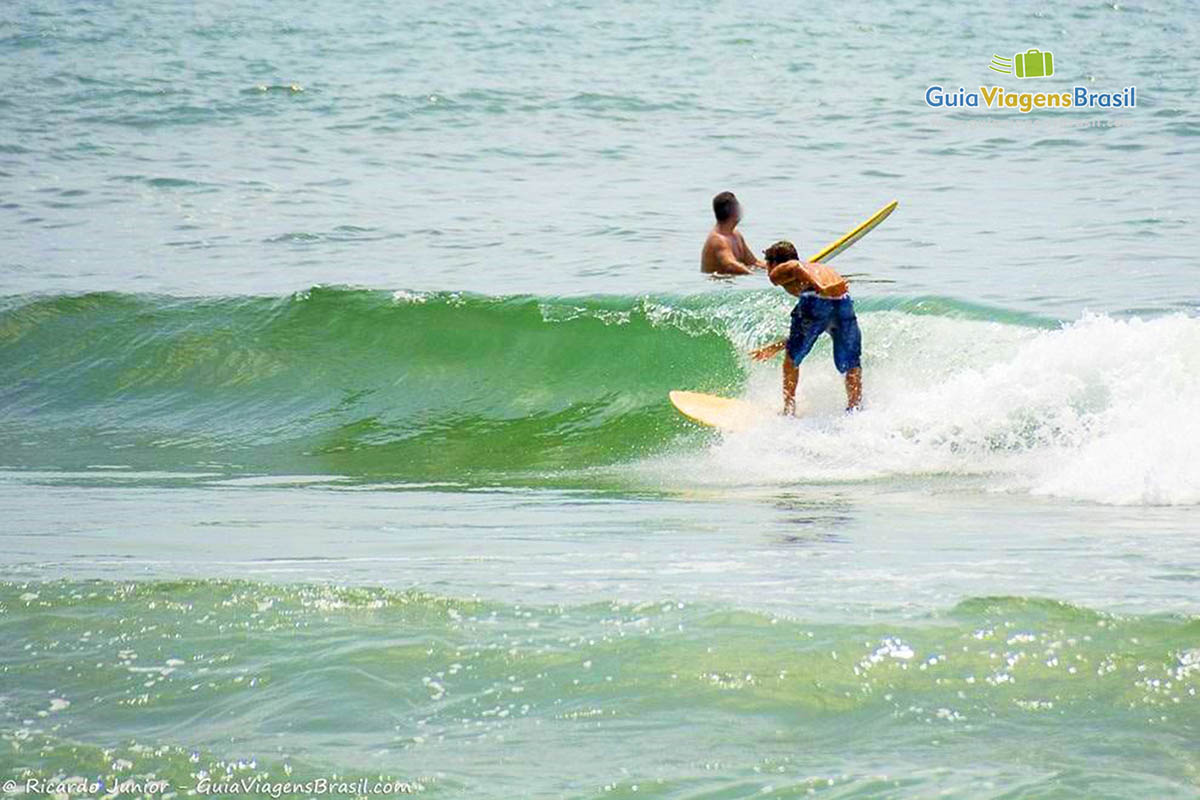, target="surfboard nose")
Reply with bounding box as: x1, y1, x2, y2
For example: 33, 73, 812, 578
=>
669, 390, 771, 432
